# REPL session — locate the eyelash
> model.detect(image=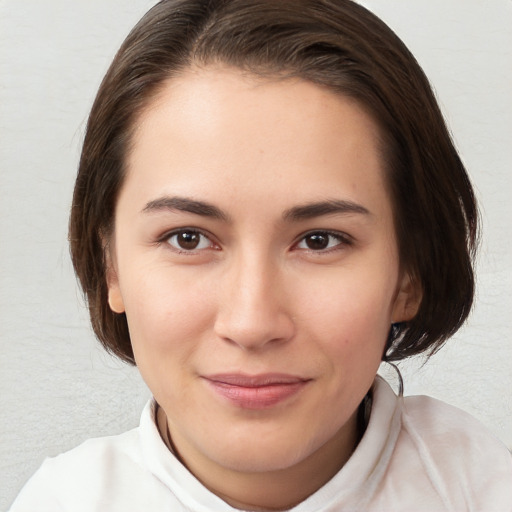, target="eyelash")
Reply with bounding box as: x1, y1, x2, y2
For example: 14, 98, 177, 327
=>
159, 228, 353, 255
160, 228, 218, 254
293, 230, 353, 253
